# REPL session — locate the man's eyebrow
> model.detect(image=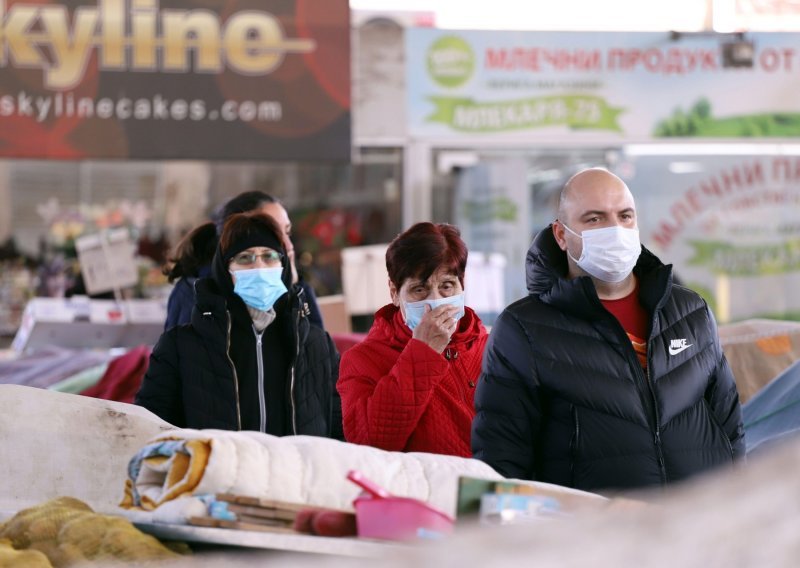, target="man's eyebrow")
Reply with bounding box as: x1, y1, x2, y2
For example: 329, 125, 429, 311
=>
578, 207, 635, 218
